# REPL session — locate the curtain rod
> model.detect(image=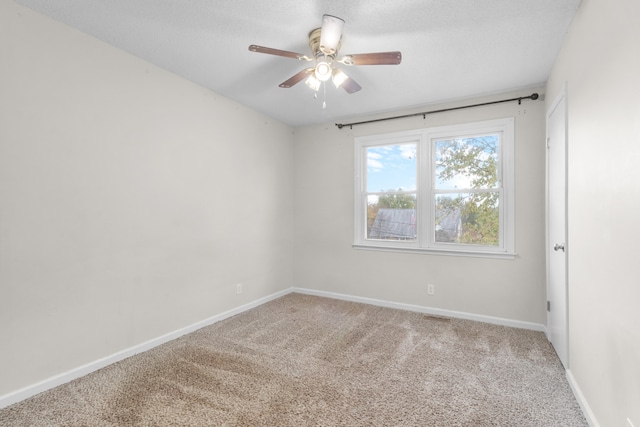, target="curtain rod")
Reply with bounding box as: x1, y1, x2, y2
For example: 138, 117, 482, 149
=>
335, 93, 540, 129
